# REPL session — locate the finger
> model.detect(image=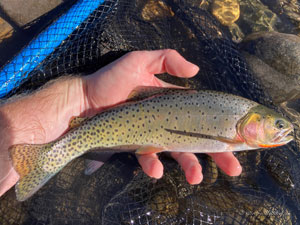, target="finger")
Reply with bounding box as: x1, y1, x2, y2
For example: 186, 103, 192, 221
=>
137, 49, 199, 77
171, 152, 203, 184
208, 152, 242, 176
136, 153, 164, 179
